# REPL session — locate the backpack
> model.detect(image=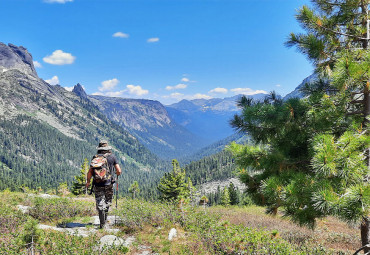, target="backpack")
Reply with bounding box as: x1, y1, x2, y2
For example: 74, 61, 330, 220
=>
90, 153, 112, 184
